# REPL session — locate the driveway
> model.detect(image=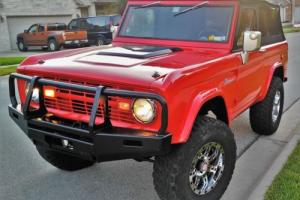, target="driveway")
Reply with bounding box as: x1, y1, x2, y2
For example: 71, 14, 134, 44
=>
1, 33, 300, 200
